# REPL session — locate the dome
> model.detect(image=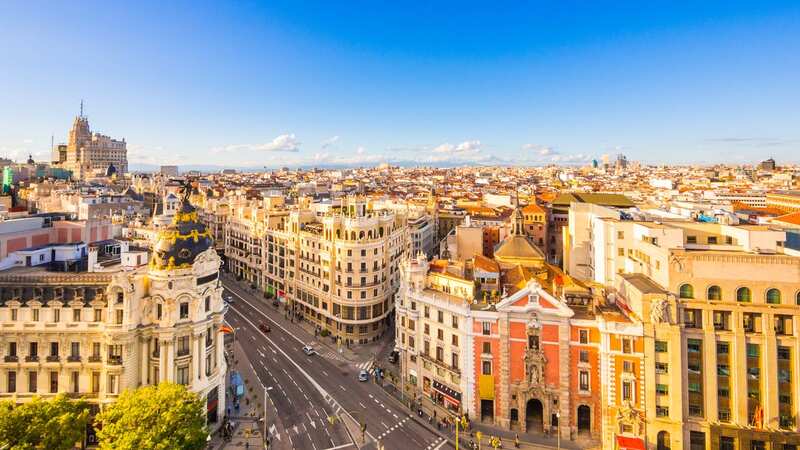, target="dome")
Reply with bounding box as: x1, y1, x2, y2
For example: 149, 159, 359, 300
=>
106, 163, 117, 177
150, 194, 213, 271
